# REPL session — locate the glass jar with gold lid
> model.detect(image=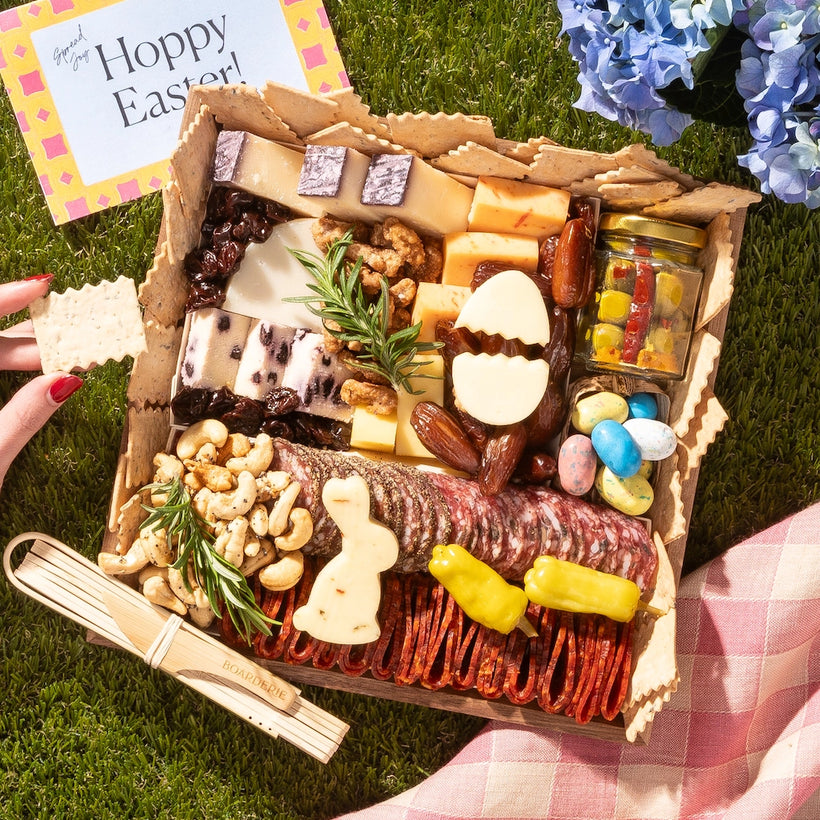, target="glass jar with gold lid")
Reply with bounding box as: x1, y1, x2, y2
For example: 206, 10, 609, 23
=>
577, 213, 706, 381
